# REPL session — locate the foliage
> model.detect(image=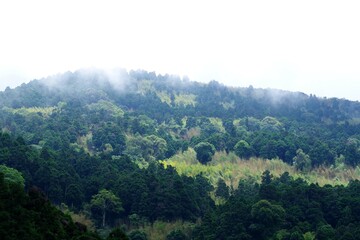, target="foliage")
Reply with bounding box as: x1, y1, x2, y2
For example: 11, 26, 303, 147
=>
3, 106, 56, 118
293, 149, 311, 172
107, 228, 129, 240
0, 173, 100, 239
173, 93, 197, 107
0, 164, 25, 188
251, 199, 285, 225
1, 69, 360, 169
125, 134, 167, 161
193, 172, 360, 239
166, 229, 188, 240
90, 189, 123, 227
68, 211, 96, 232
234, 140, 253, 159
1, 69, 360, 238
138, 220, 194, 240
87, 100, 124, 118
194, 142, 216, 164
128, 230, 148, 240
163, 150, 360, 190
215, 178, 229, 199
